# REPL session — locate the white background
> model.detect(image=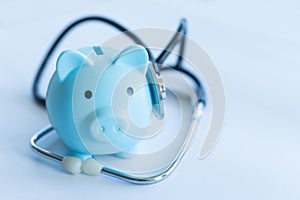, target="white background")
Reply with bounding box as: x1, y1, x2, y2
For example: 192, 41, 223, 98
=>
0, 0, 299, 199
